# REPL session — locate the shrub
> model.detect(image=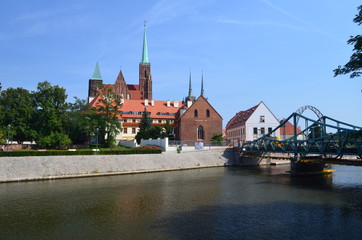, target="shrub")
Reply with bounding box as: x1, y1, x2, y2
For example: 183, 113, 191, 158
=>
135, 145, 163, 151
0, 148, 162, 157
37, 132, 72, 149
